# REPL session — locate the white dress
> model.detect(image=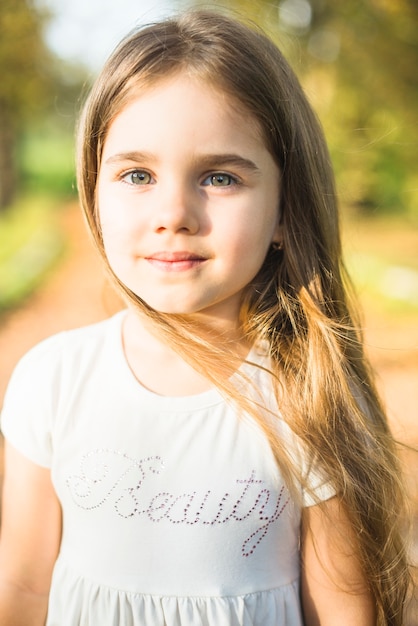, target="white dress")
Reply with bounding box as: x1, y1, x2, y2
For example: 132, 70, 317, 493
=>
1, 312, 334, 626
